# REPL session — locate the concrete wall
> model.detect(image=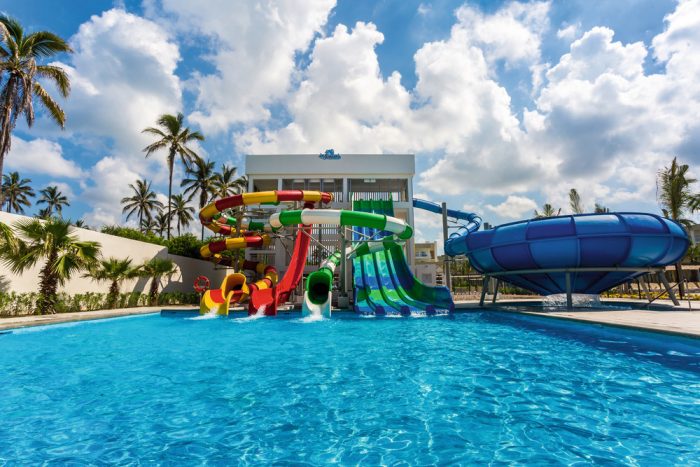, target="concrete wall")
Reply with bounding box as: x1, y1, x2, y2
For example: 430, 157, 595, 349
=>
0, 212, 227, 295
